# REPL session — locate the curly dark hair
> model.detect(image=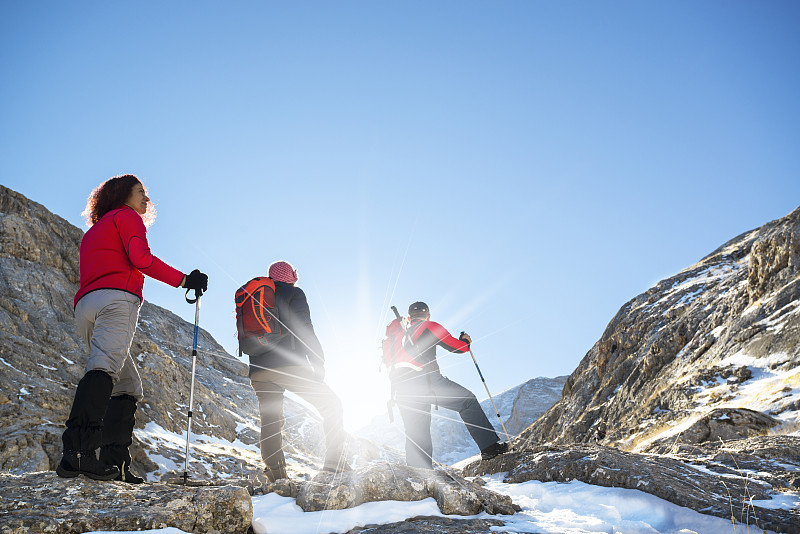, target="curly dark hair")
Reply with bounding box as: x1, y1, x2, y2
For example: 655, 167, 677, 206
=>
82, 174, 156, 227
